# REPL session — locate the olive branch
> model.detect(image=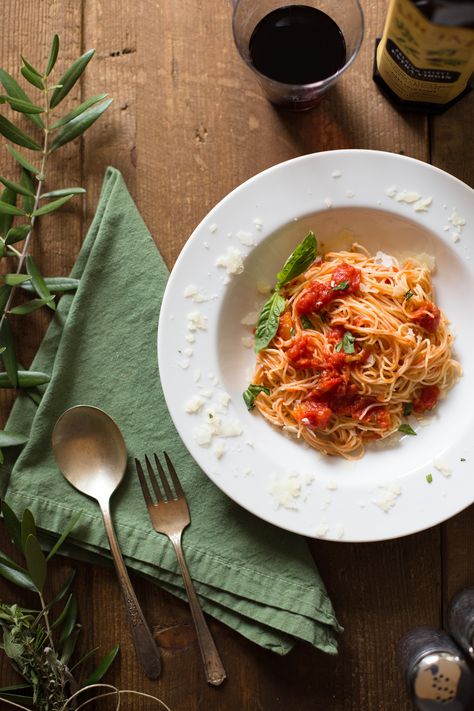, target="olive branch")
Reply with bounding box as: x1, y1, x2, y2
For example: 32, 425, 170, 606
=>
0, 35, 112, 463
0, 503, 119, 709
